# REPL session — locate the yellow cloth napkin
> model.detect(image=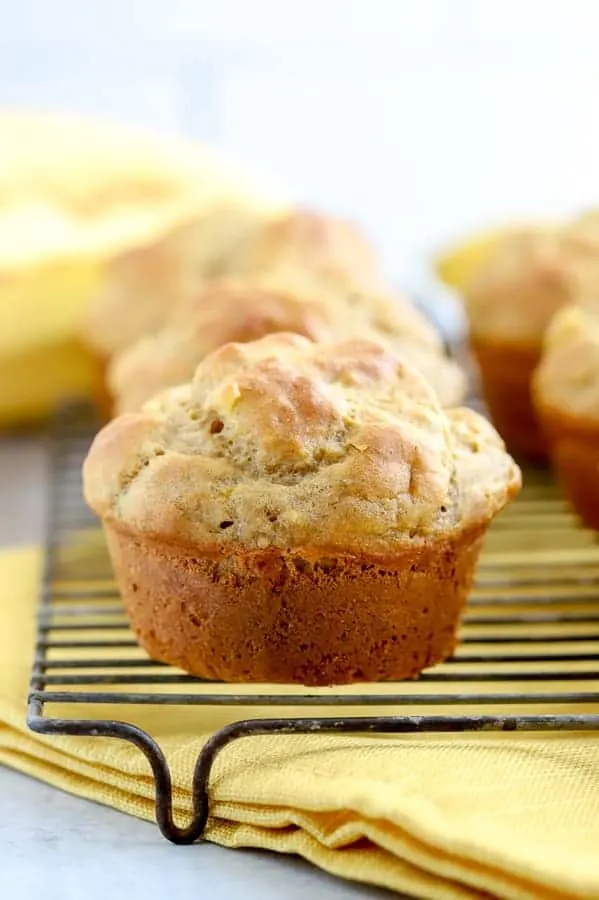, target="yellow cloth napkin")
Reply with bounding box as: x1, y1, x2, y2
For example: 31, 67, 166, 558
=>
1, 546, 598, 900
